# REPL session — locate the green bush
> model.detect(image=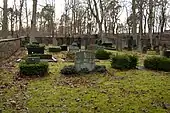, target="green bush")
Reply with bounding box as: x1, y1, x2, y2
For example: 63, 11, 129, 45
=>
111, 54, 138, 70
19, 61, 49, 76
144, 56, 170, 72
28, 54, 52, 59
94, 65, 107, 73
21, 40, 29, 47
95, 49, 111, 60
128, 55, 138, 69
49, 46, 61, 52
61, 65, 77, 75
